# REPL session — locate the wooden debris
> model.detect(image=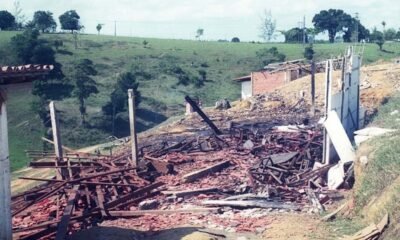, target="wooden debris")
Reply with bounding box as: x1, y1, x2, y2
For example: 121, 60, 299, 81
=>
202, 200, 301, 211
321, 202, 347, 222
162, 187, 219, 197
183, 160, 231, 183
